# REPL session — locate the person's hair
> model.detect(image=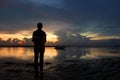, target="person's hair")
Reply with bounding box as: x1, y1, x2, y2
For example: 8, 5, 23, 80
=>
37, 23, 43, 29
